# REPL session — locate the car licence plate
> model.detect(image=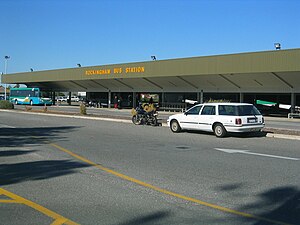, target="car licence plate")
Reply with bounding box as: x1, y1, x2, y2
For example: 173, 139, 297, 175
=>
247, 118, 257, 123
